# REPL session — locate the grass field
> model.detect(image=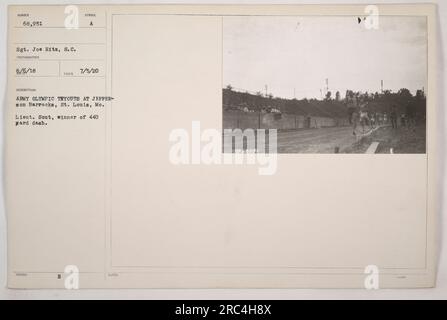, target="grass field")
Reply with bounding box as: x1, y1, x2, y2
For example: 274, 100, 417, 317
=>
345, 125, 426, 154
